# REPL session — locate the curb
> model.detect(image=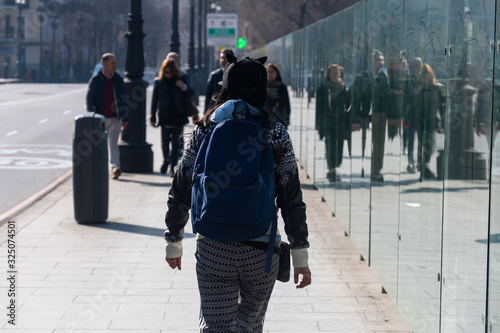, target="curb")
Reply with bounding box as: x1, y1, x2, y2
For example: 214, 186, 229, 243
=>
0, 169, 72, 226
